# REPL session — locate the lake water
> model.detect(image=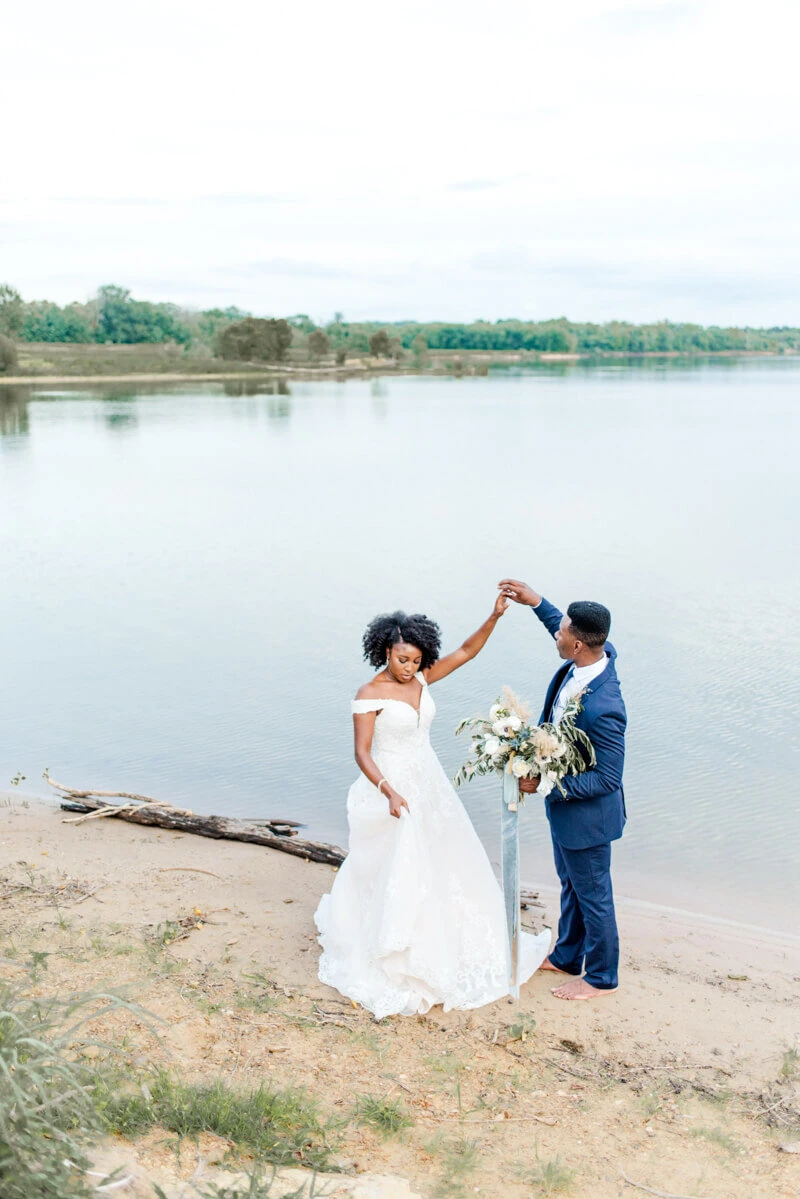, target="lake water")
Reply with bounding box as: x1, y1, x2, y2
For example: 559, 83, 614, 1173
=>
1, 360, 798, 933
